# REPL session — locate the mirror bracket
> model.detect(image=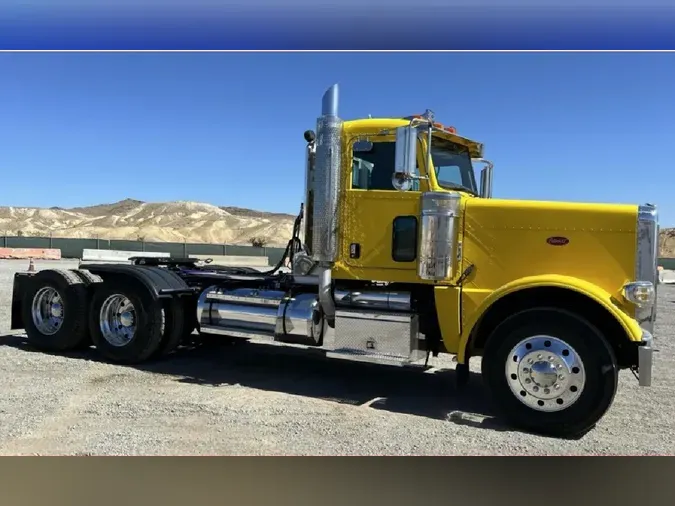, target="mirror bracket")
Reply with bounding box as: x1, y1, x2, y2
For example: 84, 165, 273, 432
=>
391, 173, 428, 192
473, 158, 494, 198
